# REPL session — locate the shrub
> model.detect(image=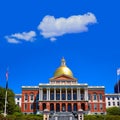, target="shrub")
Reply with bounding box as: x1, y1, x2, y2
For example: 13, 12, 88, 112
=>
0, 114, 43, 120
84, 115, 120, 120
107, 107, 120, 115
